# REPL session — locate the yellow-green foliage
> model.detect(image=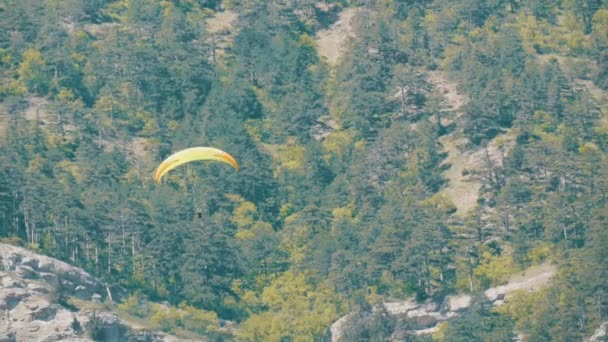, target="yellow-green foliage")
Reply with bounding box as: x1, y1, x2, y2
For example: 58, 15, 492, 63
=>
323, 129, 355, 159
178, 303, 220, 335
419, 192, 457, 214
331, 202, 358, 235
117, 294, 138, 313
117, 294, 152, 318
151, 305, 182, 332
137, 110, 160, 136
56, 160, 85, 184
298, 33, 317, 50
253, 87, 279, 114
277, 144, 305, 171
473, 247, 518, 288
422, 6, 459, 59
455, 260, 476, 292
595, 119, 608, 147
40, 232, 55, 255
263, 138, 306, 175
232, 201, 258, 230
281, 212, 314, 264
18, 48, 47, 93
236, 221, 274, 242
514, 12, 554, 53
495, 289, 546, 330
238, 271, 344, 341
278, 203, 294, 221
533, 110, 557, 133
527, 243, 552, 264
560, 12, 586, 54
150, 303, 219, 334
433, 321, 449, 341
578, 141, 600, 156
26, 154, 45, 175
591, 9, 608, 50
